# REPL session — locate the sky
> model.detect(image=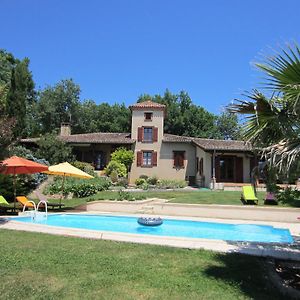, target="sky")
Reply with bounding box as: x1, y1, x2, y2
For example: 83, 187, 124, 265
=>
1, 0, 300, 114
